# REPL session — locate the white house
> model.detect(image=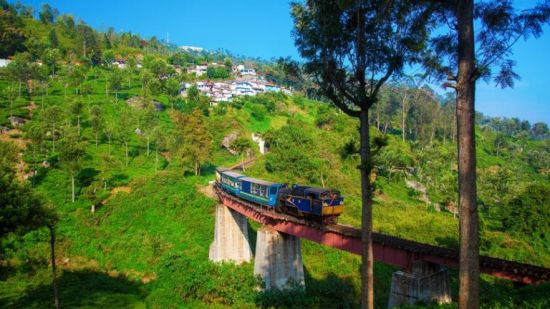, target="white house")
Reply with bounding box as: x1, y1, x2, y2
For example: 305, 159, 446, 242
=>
236, 64, 256, 76
187, 65, 208, 76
